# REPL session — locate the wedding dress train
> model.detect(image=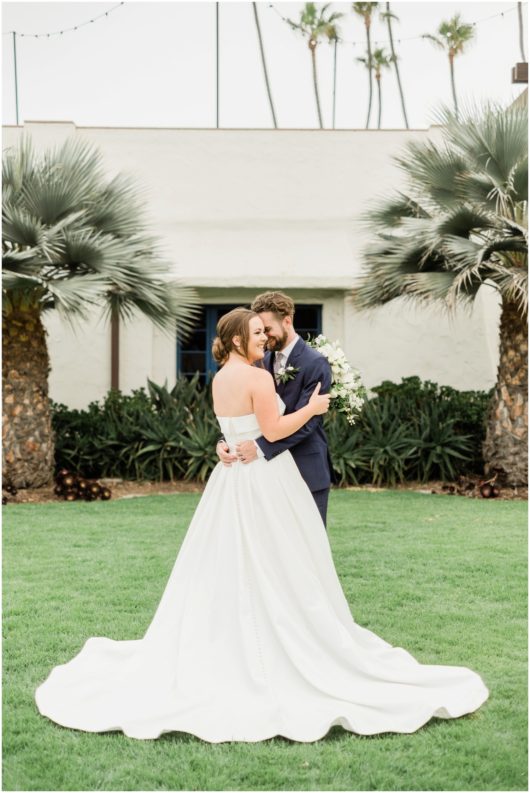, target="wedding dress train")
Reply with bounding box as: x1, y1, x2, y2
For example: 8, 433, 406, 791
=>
35, 395, 489, 742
